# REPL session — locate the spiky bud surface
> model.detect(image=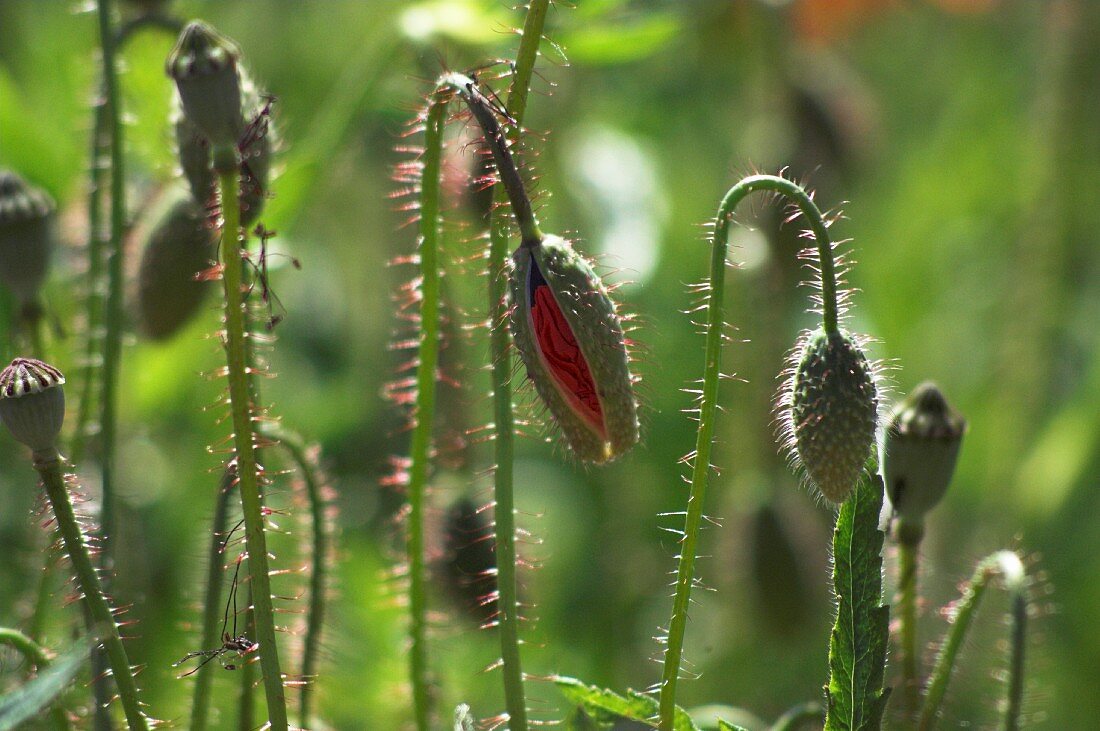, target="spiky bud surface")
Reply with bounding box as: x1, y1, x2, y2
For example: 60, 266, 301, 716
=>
0, 358, 65, 454
783, 327, 878, 503
883, 382, 965, 523
137, 194, 217, 340
509, 234, 639, 463
0, 170, 55, 304
167, 20, 243, 147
